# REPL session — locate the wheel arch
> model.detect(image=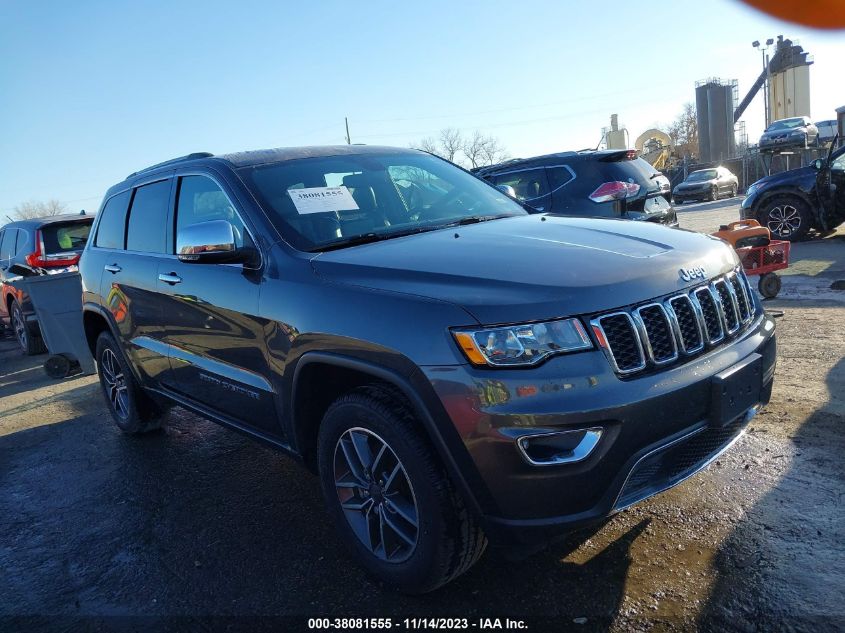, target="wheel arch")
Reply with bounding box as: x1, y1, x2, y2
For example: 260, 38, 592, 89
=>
289, 351, 492, 517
